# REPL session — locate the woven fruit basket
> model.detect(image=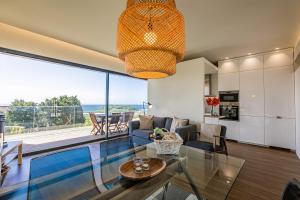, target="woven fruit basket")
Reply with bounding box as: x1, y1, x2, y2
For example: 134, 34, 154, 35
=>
153, 132, 183, 155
